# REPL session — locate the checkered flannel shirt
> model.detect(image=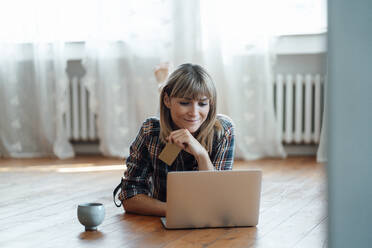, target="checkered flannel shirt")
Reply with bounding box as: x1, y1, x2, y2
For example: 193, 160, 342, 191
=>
117, 114, 235, 203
